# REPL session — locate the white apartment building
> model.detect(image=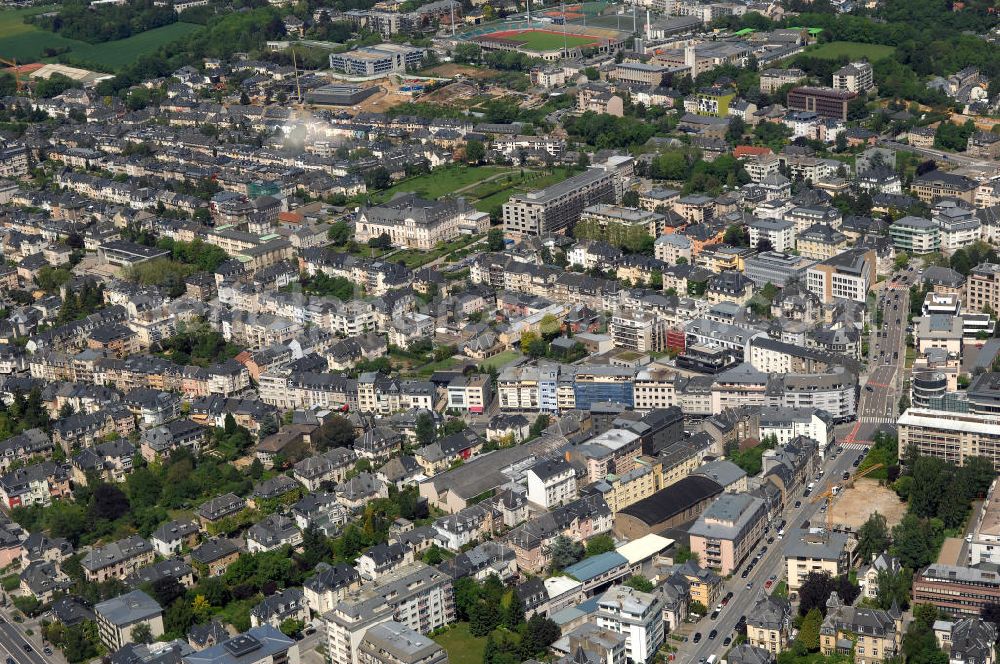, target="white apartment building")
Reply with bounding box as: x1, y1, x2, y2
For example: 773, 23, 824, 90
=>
832, 61, 874, 93
526, 457, 577, 509
609, 308, 669, 353
595, 586, 664, 664
748, 218, 796, 252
